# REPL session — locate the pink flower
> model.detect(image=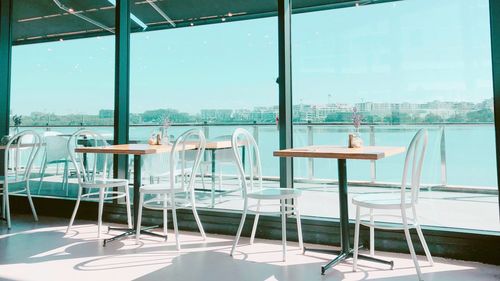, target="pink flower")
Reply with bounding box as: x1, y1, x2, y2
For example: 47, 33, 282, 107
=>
352, 107, 362, 129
